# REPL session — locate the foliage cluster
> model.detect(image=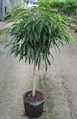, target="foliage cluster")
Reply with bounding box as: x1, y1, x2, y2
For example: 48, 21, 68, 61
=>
50, 0, 77, 16
6, 3, 70, 71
